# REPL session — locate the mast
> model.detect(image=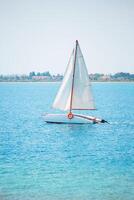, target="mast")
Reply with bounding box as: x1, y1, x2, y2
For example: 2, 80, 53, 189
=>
69, 40, 78, 113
